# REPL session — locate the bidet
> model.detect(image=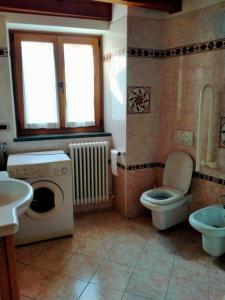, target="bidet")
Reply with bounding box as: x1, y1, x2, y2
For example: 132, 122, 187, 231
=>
189, 204, 225, 256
